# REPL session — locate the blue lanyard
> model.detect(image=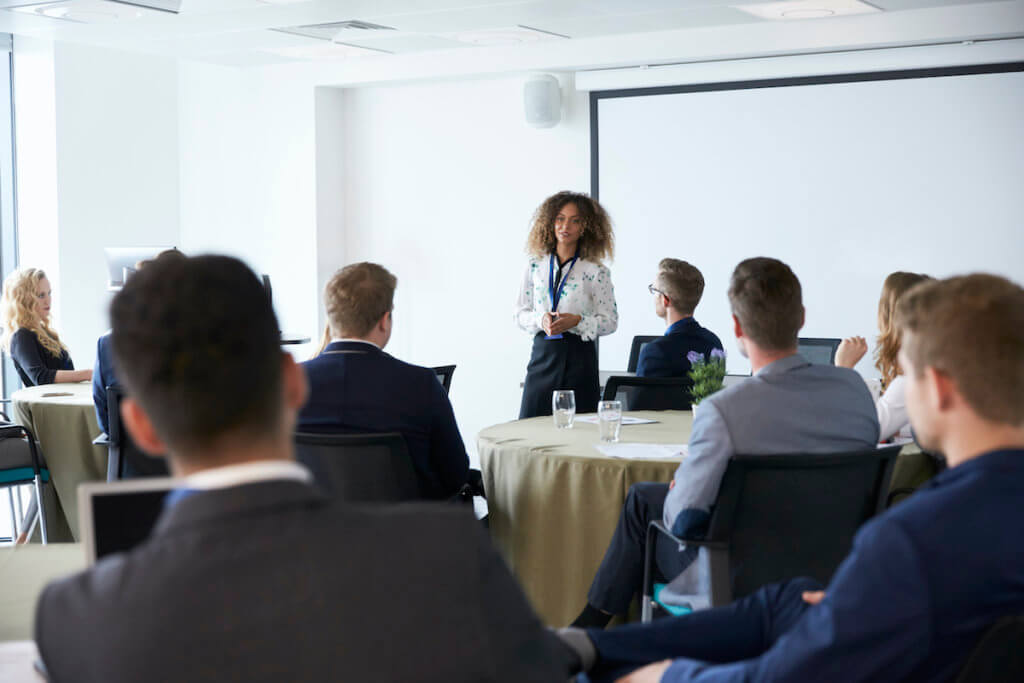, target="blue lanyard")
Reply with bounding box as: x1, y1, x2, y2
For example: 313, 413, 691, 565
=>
548, 251, 579, 313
